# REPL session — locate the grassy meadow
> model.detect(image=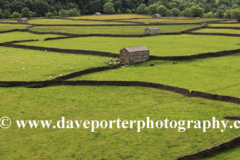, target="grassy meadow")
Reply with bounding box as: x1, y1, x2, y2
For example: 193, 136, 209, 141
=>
0, 24, 30, 31
19, 35, 240, 56
193, 28, 240, 34
29, 25, 200, 34
0, 86, 240, 159
0, 47, 112, 81
209, 23, 240, 27
71, 53, 240, 98
1, 15, 240, 159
